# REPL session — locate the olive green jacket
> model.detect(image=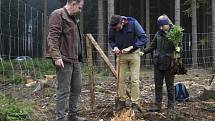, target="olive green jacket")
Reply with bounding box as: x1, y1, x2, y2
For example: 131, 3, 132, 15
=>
144, 30, 175, 56
144, 30, 176, 70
